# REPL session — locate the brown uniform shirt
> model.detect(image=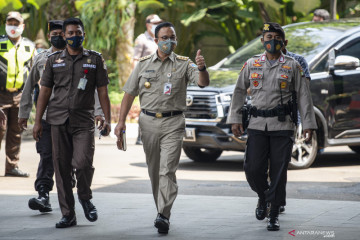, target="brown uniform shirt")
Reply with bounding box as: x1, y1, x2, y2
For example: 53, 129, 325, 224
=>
227, 52, 317, 131
133, 31, 158, 60
123, 52, 200, 112
40, 48, 109, 127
